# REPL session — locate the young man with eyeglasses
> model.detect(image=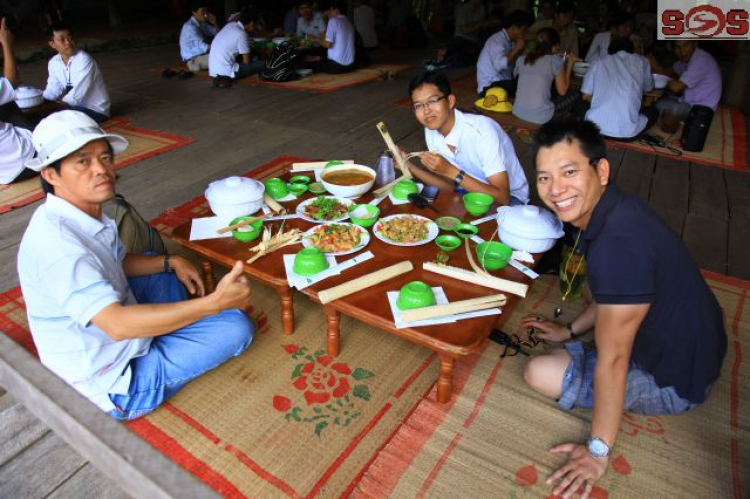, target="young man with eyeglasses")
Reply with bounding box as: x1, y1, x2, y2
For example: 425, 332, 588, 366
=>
404, 72, 529, 206
521, 120, 726, 499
